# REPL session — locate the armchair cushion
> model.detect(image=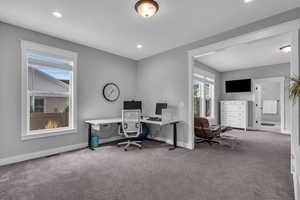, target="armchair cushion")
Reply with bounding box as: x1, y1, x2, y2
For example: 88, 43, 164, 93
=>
194, 117, 220, 139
